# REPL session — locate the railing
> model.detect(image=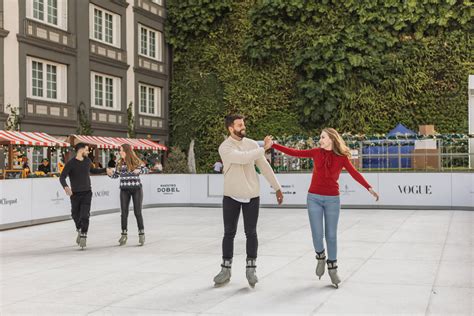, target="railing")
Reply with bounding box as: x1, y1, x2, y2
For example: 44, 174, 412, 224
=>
271, 139, 474, 173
